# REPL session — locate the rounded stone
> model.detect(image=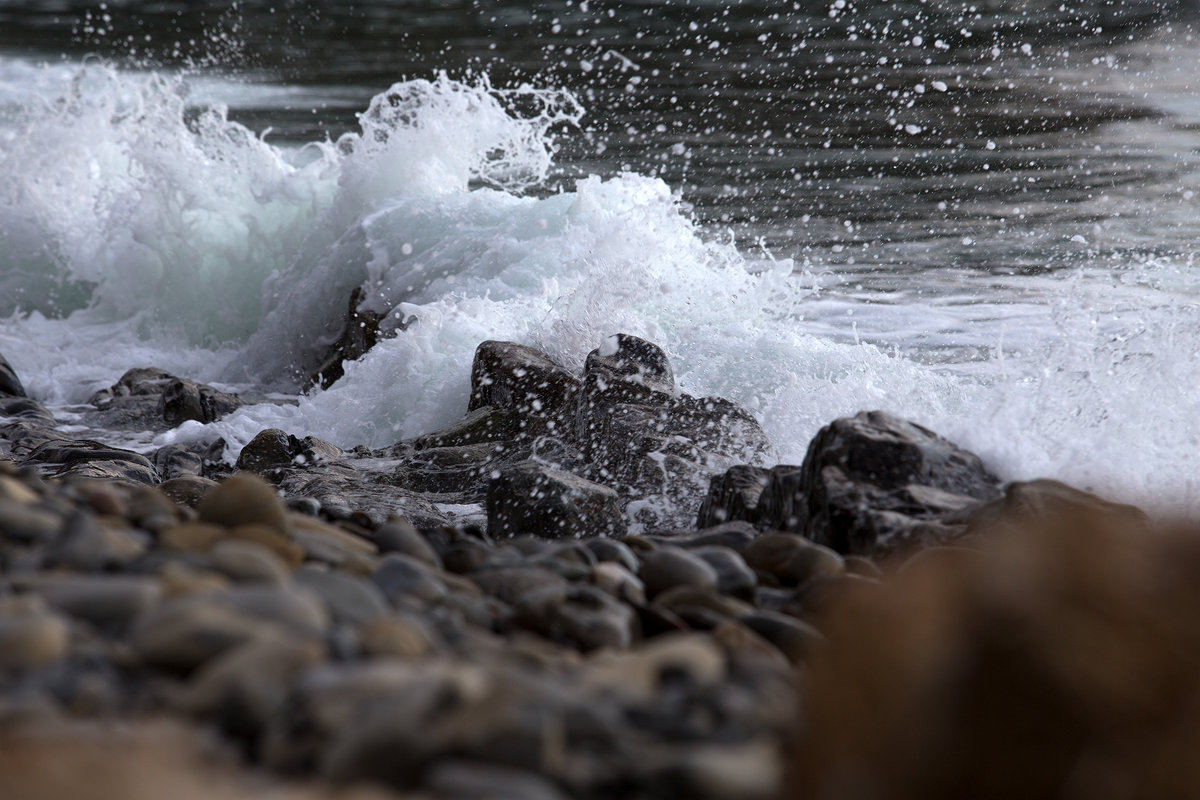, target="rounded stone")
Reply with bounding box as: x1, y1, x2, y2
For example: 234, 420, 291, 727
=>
158, 475, 219, 509
228, 523, 305, 566
591, 561, 646, 605
374, 518, 441, 568
294, 566, 389, 627
161, 522, 228, 553
209, 540, 290, 585
360, 616, 437, 659
638, 546, 720, 598
740, 610, 825, 663
584, 538, 641, 574
197, 473, 288, 536
690, 545, 757, 598
0, 612, 71, 668
371, 553, 448, 606
742, 533, 845, 587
